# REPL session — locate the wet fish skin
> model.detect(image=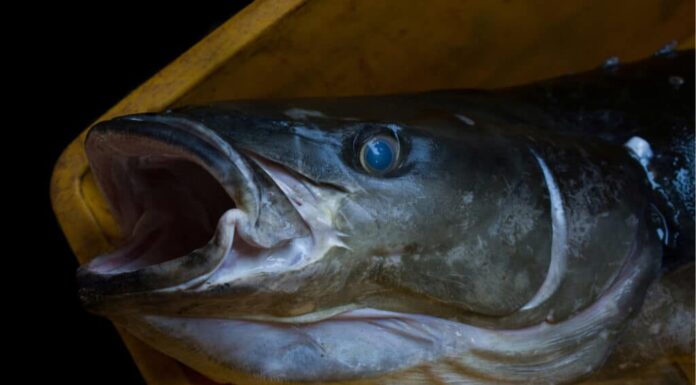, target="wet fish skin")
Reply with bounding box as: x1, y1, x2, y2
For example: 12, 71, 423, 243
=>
499, 51, 694, 269
75, 51, 693, 384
